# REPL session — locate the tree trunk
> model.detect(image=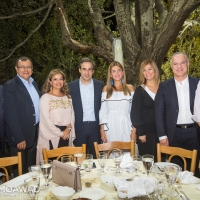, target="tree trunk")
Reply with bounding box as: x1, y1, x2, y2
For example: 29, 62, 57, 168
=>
54, 0, 200, 85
